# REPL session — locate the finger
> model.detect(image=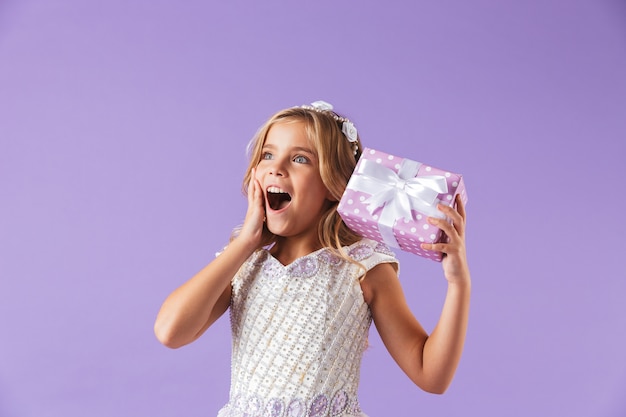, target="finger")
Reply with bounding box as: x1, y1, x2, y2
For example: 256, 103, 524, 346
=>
253, 176, 265, 208
436, 202, 462, 225
247, 169, 256, 203
451, 197, 466, 236
437, 202, 465, 236
420, 242, 449, 254
427, 216, 458, 241
455, 194, 467, 222
249, 169, 263, 205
